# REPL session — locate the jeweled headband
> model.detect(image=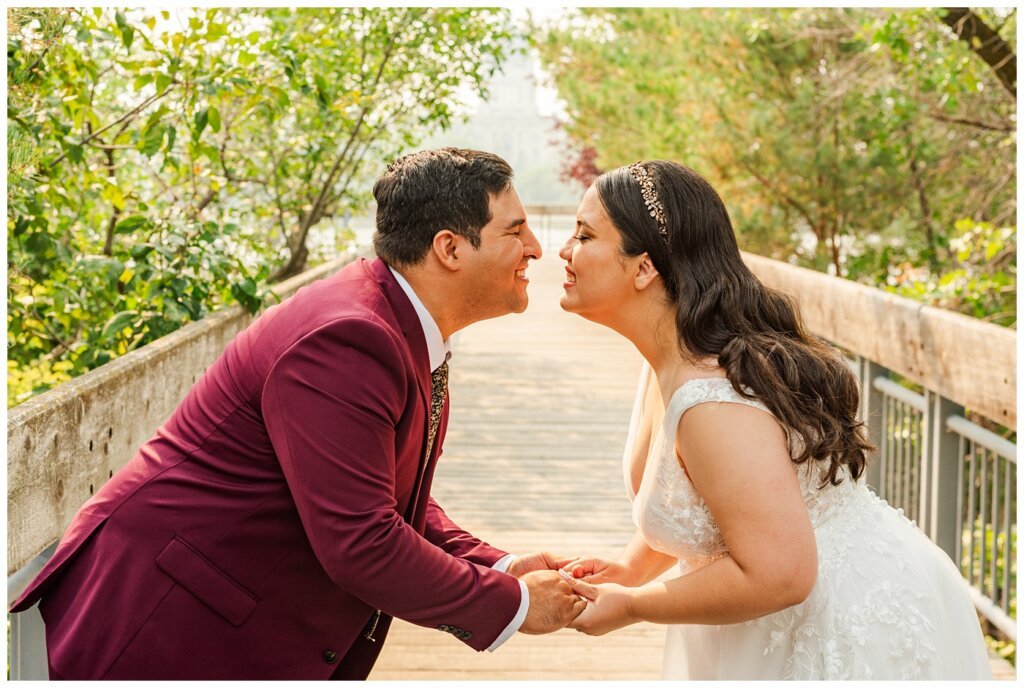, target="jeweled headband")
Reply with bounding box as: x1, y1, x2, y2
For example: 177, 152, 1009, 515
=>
627, 162, 667, 239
